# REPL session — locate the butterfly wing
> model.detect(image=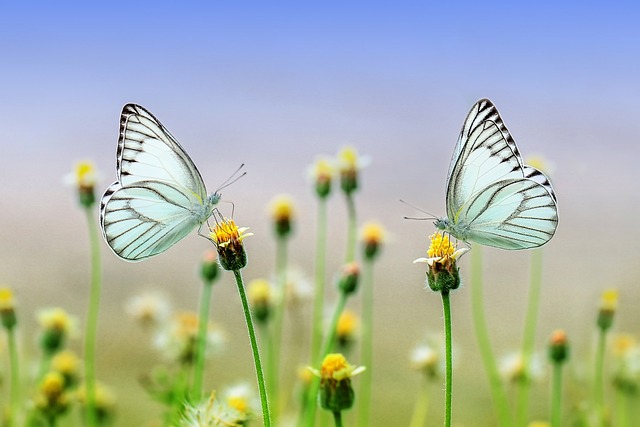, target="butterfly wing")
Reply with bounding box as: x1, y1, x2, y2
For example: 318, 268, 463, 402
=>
446, 99, 558, 249
100, 104, 212, 261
